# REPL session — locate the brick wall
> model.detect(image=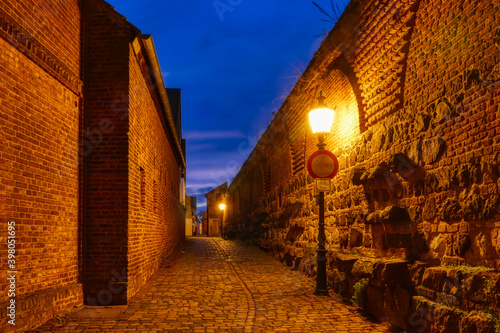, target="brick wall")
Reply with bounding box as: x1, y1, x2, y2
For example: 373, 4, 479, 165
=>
127, 37, 185, 298
0, 0, 83, 331
0, 0, 81, 78
82, 0, 186, 305
0, 0, 186, 330
82, 0, 131, 306
227, 0, 500, 330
